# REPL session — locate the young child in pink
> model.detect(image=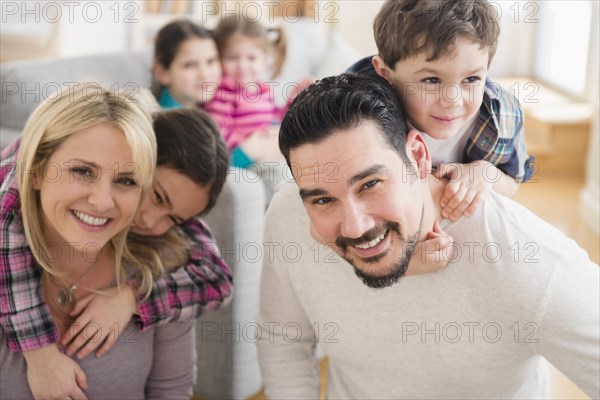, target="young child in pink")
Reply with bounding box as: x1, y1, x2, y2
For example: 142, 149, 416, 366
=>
206, 15, 296, 168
